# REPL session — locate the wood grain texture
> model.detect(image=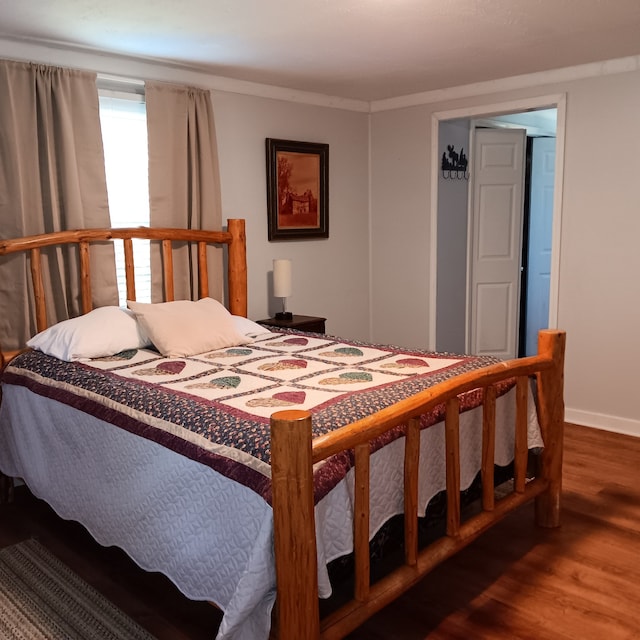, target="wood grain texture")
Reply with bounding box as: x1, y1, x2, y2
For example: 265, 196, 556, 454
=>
197, 241, 209, 299
161, 239, 174, 301
481, 385, 497, 511
535, 330, 566, 528
445, 397, 461, 537
30, 247, 46, 332
403, 418, 420, 566
270, 410, 320, 639
353, 443, 371, 602
514, 375, 529, 493
123, 238, 136, 301
79, 240, 92, 314
226, 218, 248, 317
